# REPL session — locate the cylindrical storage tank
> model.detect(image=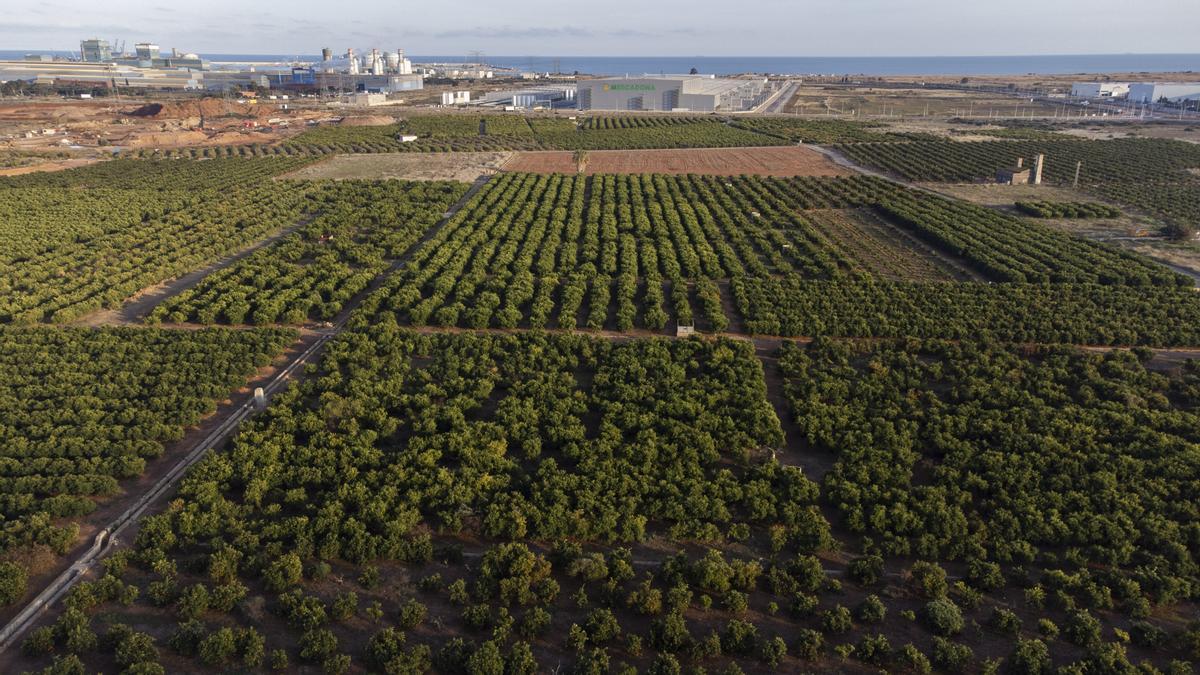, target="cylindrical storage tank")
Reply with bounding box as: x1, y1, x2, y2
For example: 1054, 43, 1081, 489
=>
385, 52, 400, 71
